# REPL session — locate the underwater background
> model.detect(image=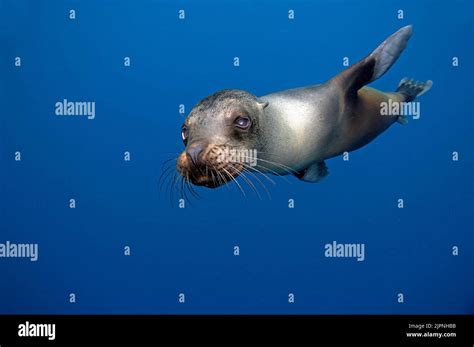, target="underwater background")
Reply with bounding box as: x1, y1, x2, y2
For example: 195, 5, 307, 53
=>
0, 0, 473, 314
